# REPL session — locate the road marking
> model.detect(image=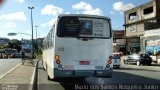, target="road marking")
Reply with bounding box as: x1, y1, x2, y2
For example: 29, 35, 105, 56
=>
0, 63, 21, 79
